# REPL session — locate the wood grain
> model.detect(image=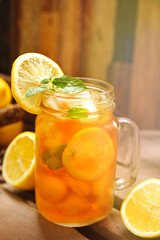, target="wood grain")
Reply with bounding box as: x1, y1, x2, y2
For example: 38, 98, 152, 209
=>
18, 0, 41, 54
129, 0, 160, 129
0, 104, 25, 127
9, 0, 20, 66
58, 0, 82, 76
89, 209, 143, 240
0, 0, 10, 74
1, 0, 160, 129
0, 185, 88, 240
39, 0, 61, 61
80, 0, 117, 80
107, 62, 132, 116
0, 103, 36, 127
0, 184, 135, 240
